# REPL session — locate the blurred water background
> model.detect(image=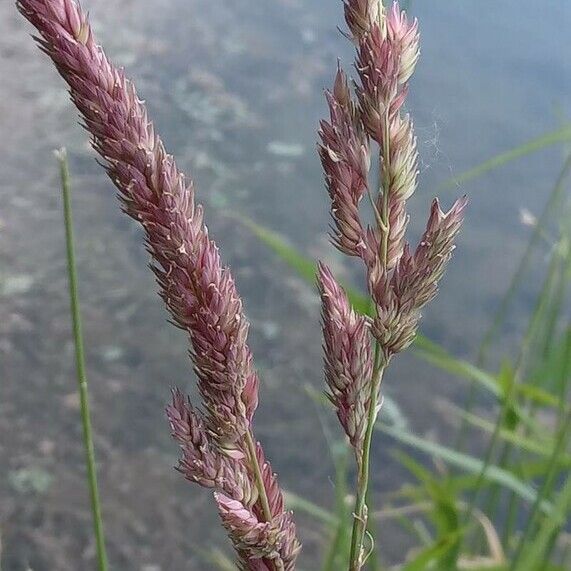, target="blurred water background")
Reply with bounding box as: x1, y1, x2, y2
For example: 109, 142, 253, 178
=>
1, 0, 570, 568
